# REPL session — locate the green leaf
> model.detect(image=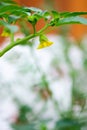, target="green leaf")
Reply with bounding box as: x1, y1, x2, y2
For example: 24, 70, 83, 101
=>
41, 11, 51, 20
12, 124, 36, 130
0, 0, 16, 5
0, 20, 7, 26
60, 12, 87, 18
0, 5, 21, 14
33, 13, 42, 20
40, 123, 47, 130
0, 20, 18, 33
55, 119, 81, 130
55, 16, 87, 26
52, 10, 59, 18
1, 15, 21, 24
0, 3, 27, 18
18, 105, 32, 122
25, 7, 42, 13
28, 15, 37, 25
6, 25, 18, 33
30, 11, 50, 22
7, 15, 21, 24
